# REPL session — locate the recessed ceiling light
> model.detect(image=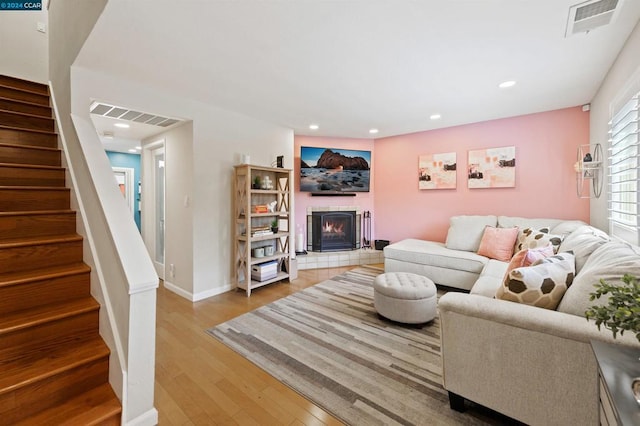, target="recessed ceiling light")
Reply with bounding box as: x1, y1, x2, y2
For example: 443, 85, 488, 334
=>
103, 131, 114, 139
369, 128, 379, 134
498, 80, 516, 89
309, 124, 319, 130
430, 114, 441, 120
135, 146, 142, 150
114, 123, 130, 128
128, 149, 137, 153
